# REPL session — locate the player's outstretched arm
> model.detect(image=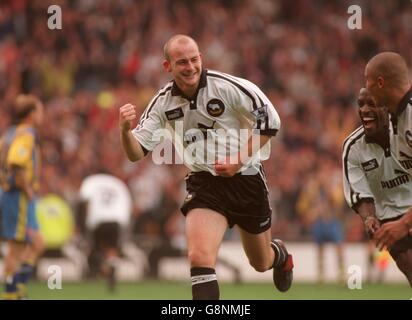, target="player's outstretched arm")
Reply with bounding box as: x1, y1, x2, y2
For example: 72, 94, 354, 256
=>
119, 103, 145, 162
